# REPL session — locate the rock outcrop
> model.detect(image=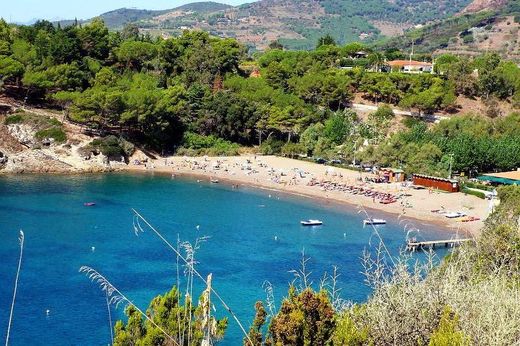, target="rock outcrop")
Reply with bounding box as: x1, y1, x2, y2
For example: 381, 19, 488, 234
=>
0, 113, 117, 174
